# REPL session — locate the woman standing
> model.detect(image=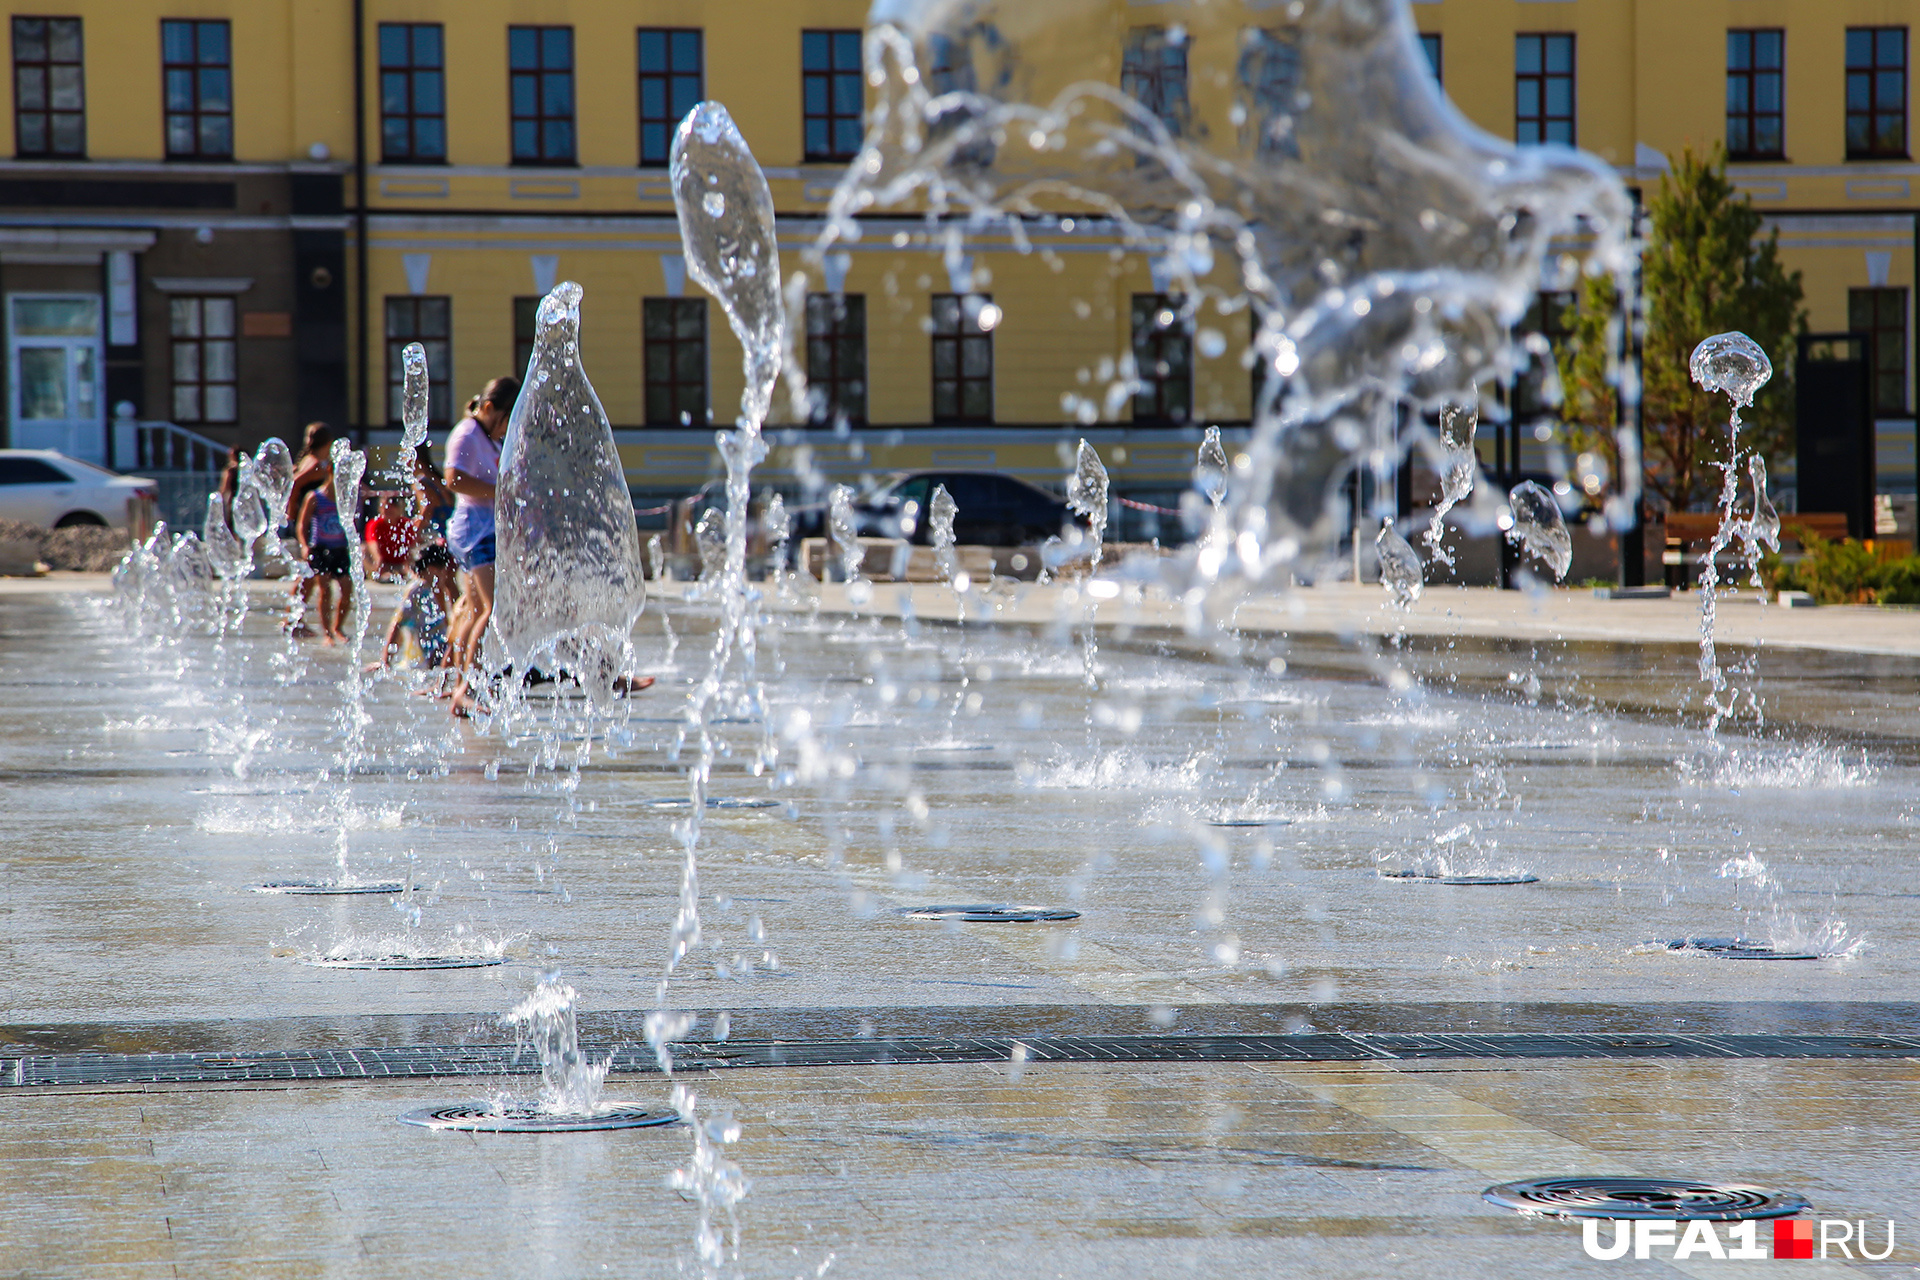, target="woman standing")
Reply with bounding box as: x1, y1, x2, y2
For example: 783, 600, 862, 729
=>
284, 422, 334, 637
443, 377, 516, 713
